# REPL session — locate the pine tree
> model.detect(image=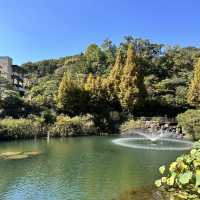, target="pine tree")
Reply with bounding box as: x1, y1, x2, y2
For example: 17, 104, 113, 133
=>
119, 44, 145, 111
187, 58, 200, 107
